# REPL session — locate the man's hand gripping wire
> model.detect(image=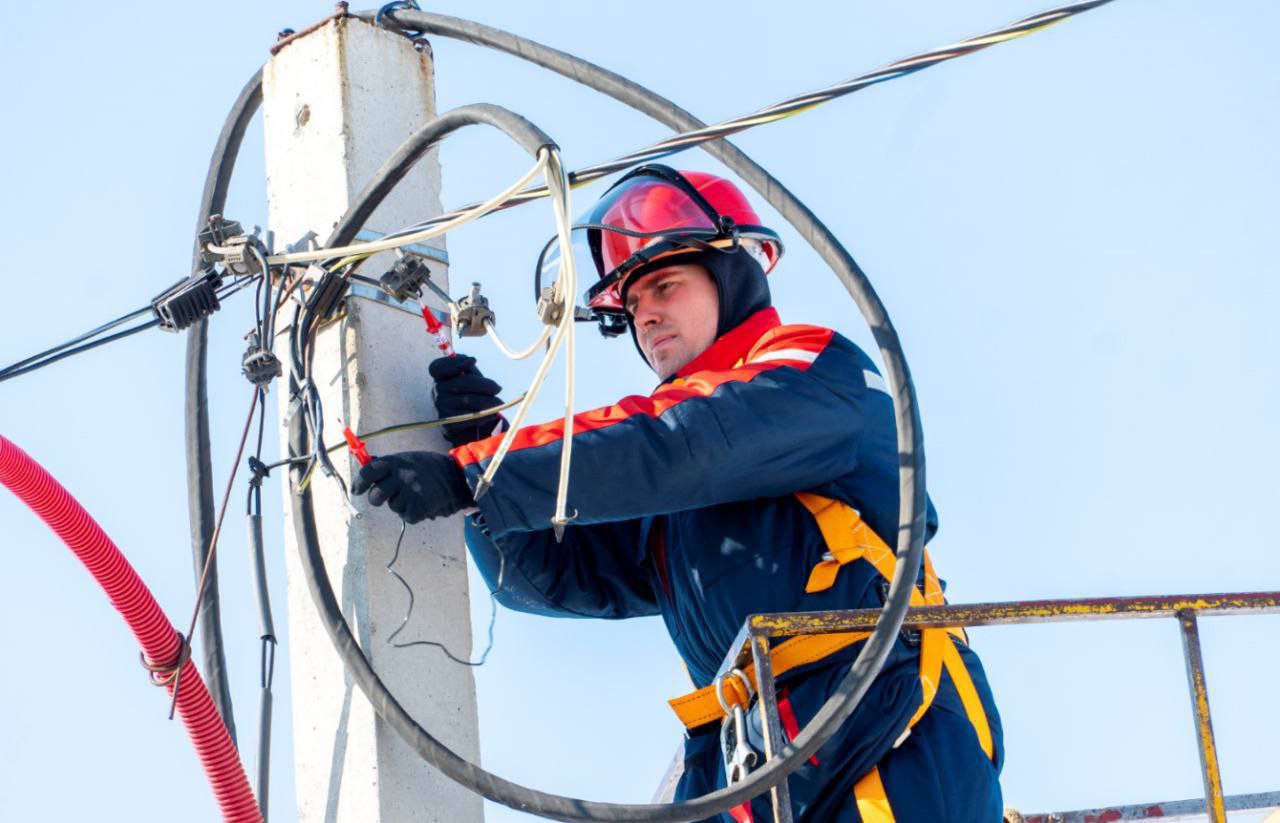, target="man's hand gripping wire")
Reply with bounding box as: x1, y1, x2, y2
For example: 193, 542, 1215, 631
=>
346, 426, 500, 666
286, 153, 548, 503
